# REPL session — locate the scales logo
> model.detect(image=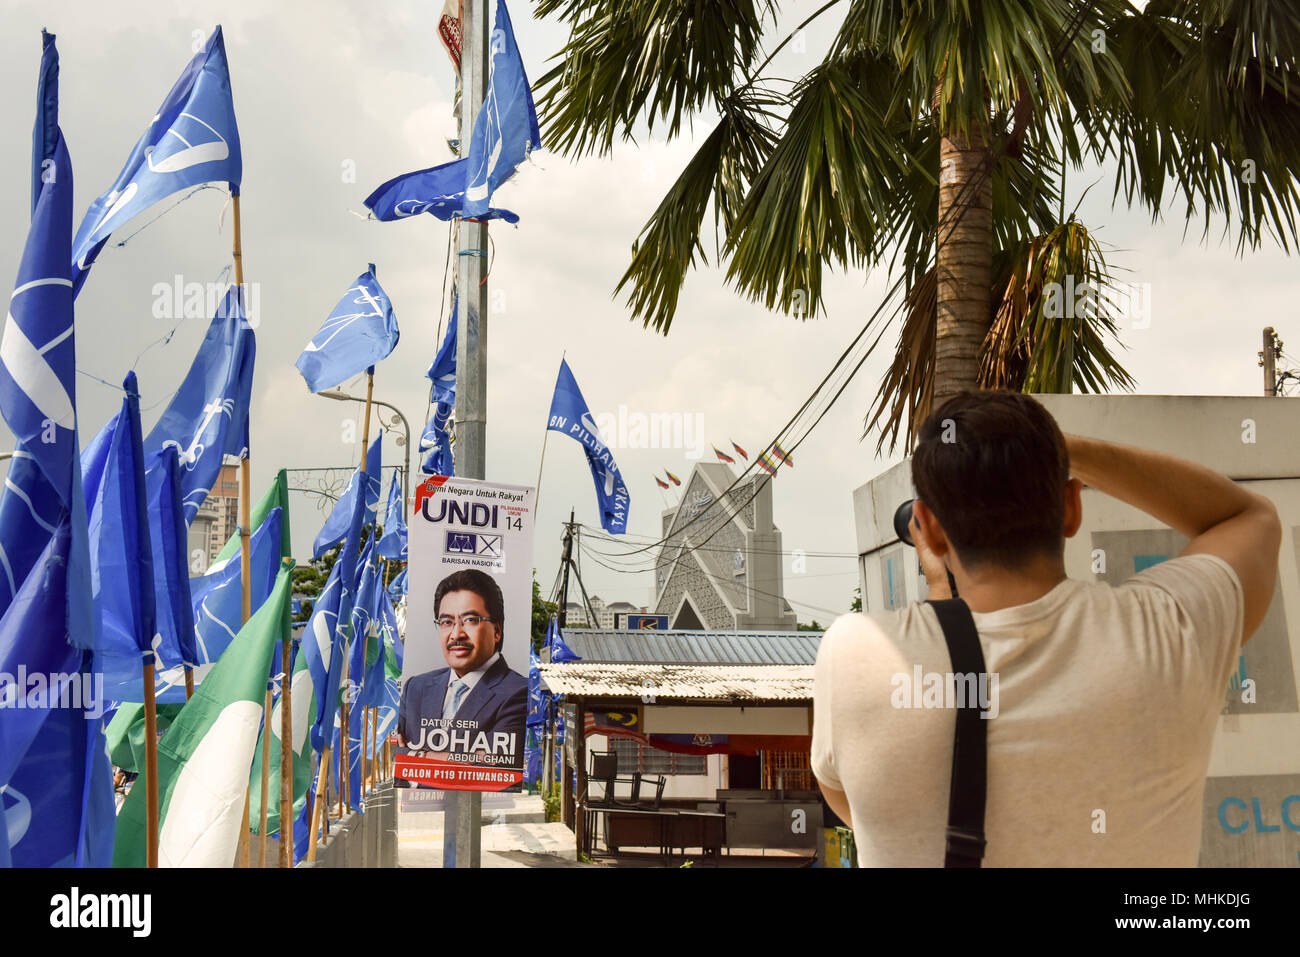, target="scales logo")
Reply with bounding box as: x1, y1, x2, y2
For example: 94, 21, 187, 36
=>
446, 532, 502, 557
